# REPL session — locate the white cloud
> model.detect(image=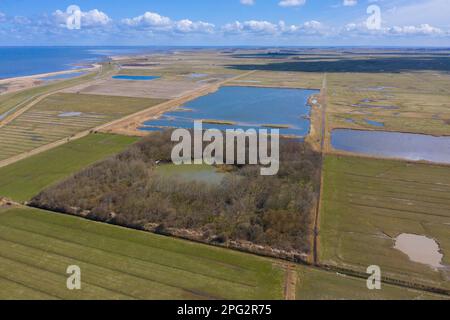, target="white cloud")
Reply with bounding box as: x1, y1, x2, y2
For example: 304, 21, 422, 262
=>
123, 11, 215, 34
343, 21, 445, 36
223, 19, 327, 36
223, 20, 278, 34
383, 0, 450, 27
343, 0, 357, 6
279, 0, 306, 8
240, 0, 255, 5
389, 24, 444, 36
175, 19, 215, 33
122, 12, 171, 29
